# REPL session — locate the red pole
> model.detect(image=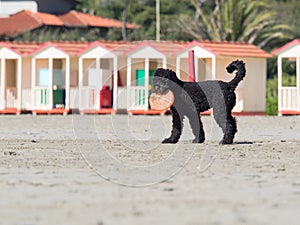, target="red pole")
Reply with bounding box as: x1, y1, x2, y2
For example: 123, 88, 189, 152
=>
188, 50, 195, 82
